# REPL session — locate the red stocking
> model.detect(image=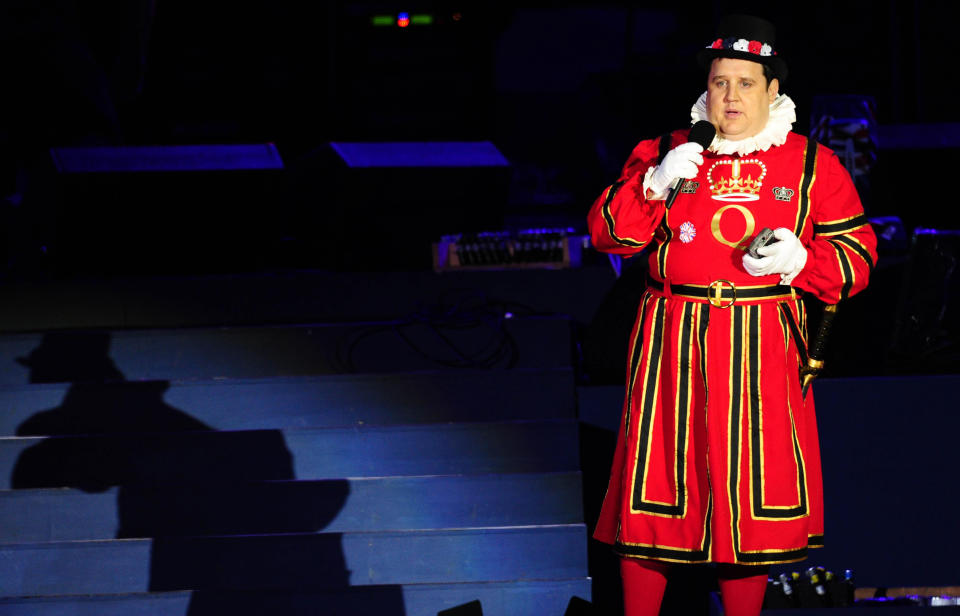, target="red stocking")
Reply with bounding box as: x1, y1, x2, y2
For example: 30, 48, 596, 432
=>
717, 564, 769, 616
620, 557, 670, 616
